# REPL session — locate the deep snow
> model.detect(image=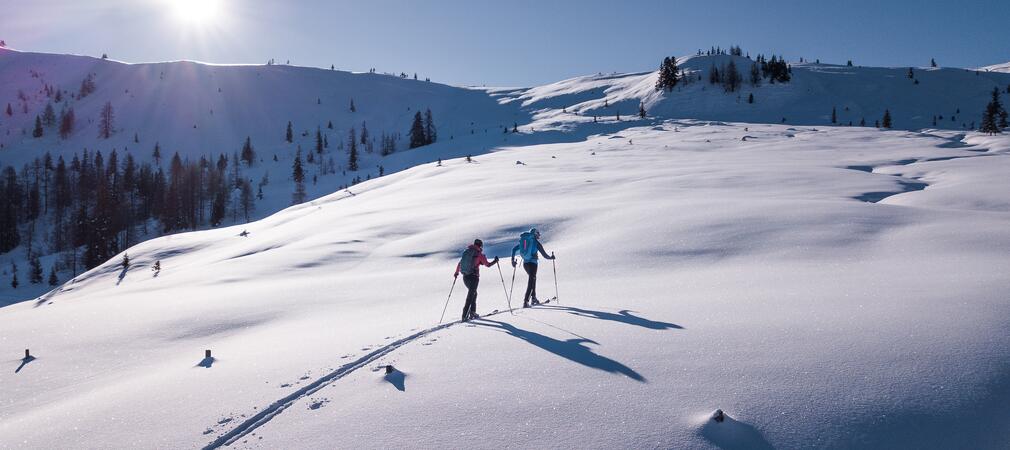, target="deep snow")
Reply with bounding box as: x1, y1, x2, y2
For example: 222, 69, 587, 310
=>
2, 118, 1010, 448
